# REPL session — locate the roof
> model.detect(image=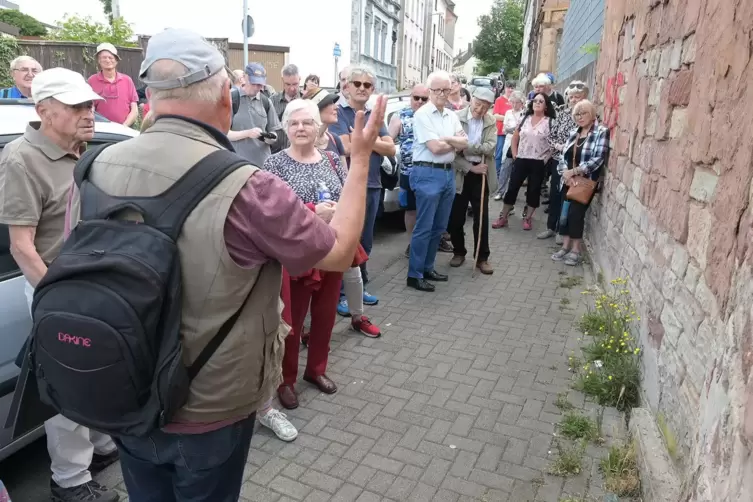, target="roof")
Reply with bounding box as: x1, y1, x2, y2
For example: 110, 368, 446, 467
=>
454, 47, 474, 67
